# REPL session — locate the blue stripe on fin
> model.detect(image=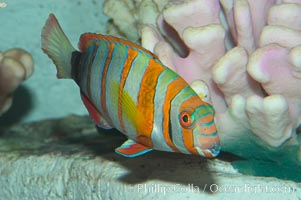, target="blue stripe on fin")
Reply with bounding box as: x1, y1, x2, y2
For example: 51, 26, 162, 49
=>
115, 139, 152, 158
